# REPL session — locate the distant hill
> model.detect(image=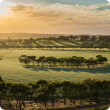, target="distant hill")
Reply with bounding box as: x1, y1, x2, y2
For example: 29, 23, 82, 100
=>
0, 33, 74, 39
